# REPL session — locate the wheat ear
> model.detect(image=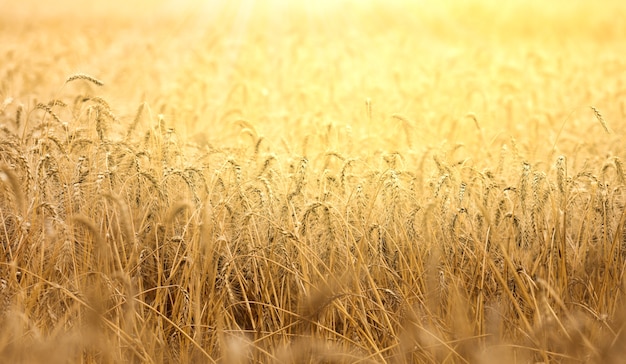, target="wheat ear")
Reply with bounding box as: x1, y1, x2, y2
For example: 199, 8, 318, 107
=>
65, 73, 104, 86
590, 106, 611, 134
